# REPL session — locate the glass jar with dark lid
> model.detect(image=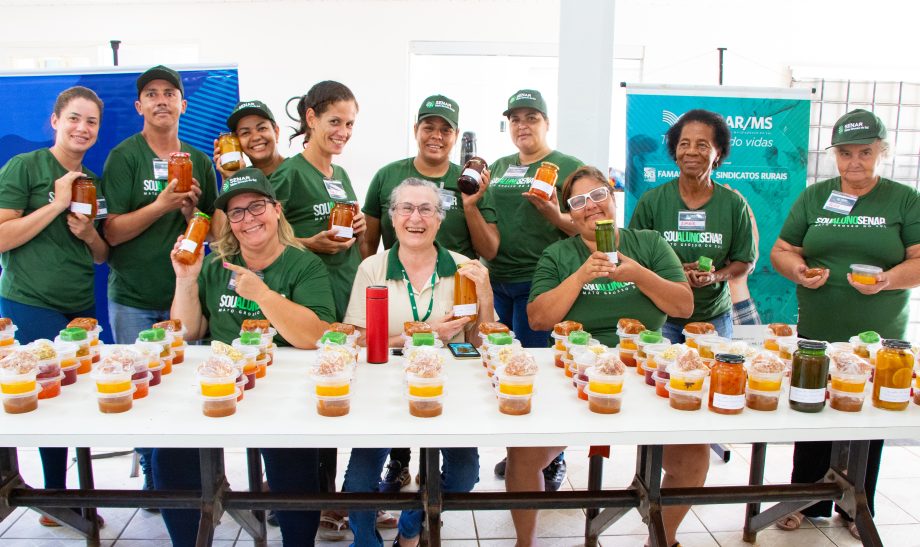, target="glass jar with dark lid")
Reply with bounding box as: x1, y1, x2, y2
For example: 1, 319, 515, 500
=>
873, 338, 914, 411
789, 340, 829, 413
709, 353, 745, 415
